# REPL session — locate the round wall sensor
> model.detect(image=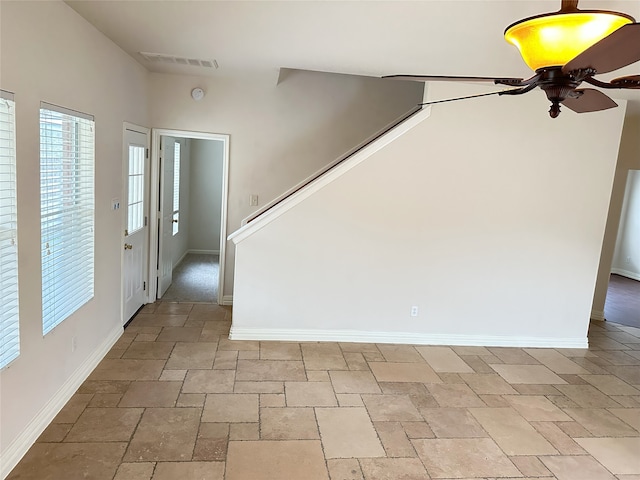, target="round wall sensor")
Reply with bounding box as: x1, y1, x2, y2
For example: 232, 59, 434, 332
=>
191, 88, 205, 101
